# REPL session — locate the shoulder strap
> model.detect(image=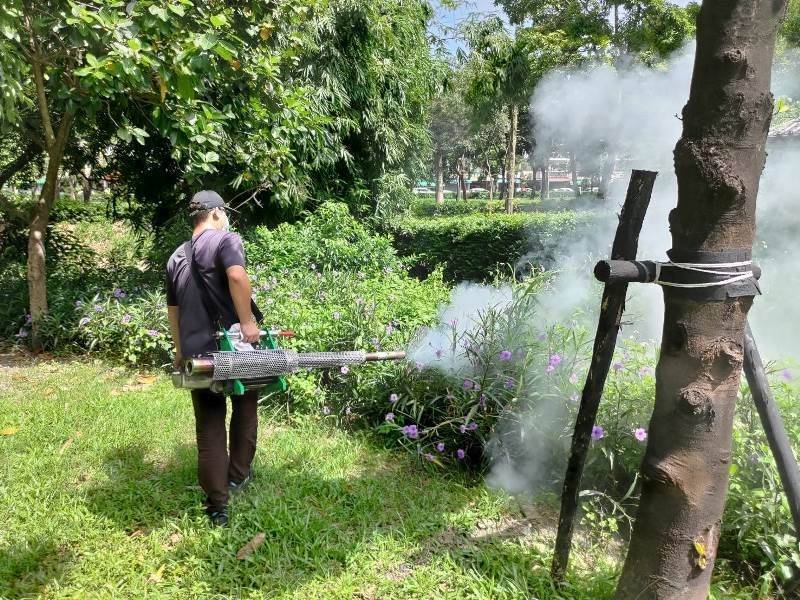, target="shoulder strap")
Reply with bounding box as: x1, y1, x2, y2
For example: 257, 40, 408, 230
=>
184, 240, 222, 330
184, 239, 264, 327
